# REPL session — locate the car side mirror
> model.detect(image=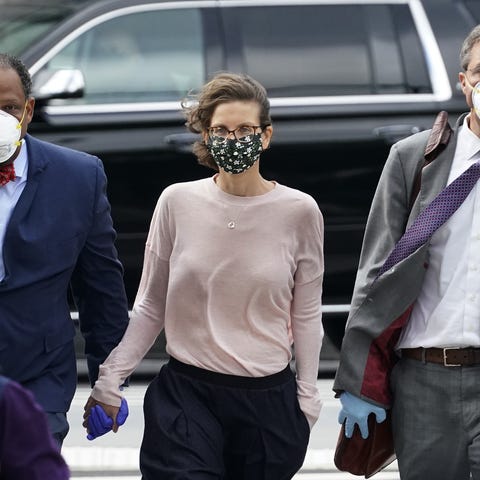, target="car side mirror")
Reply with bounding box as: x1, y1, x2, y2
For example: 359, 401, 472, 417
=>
32, 69, 85, 102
